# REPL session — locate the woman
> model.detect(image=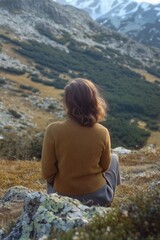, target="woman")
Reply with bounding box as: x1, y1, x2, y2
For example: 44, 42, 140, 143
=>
41, 78, 121, 206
